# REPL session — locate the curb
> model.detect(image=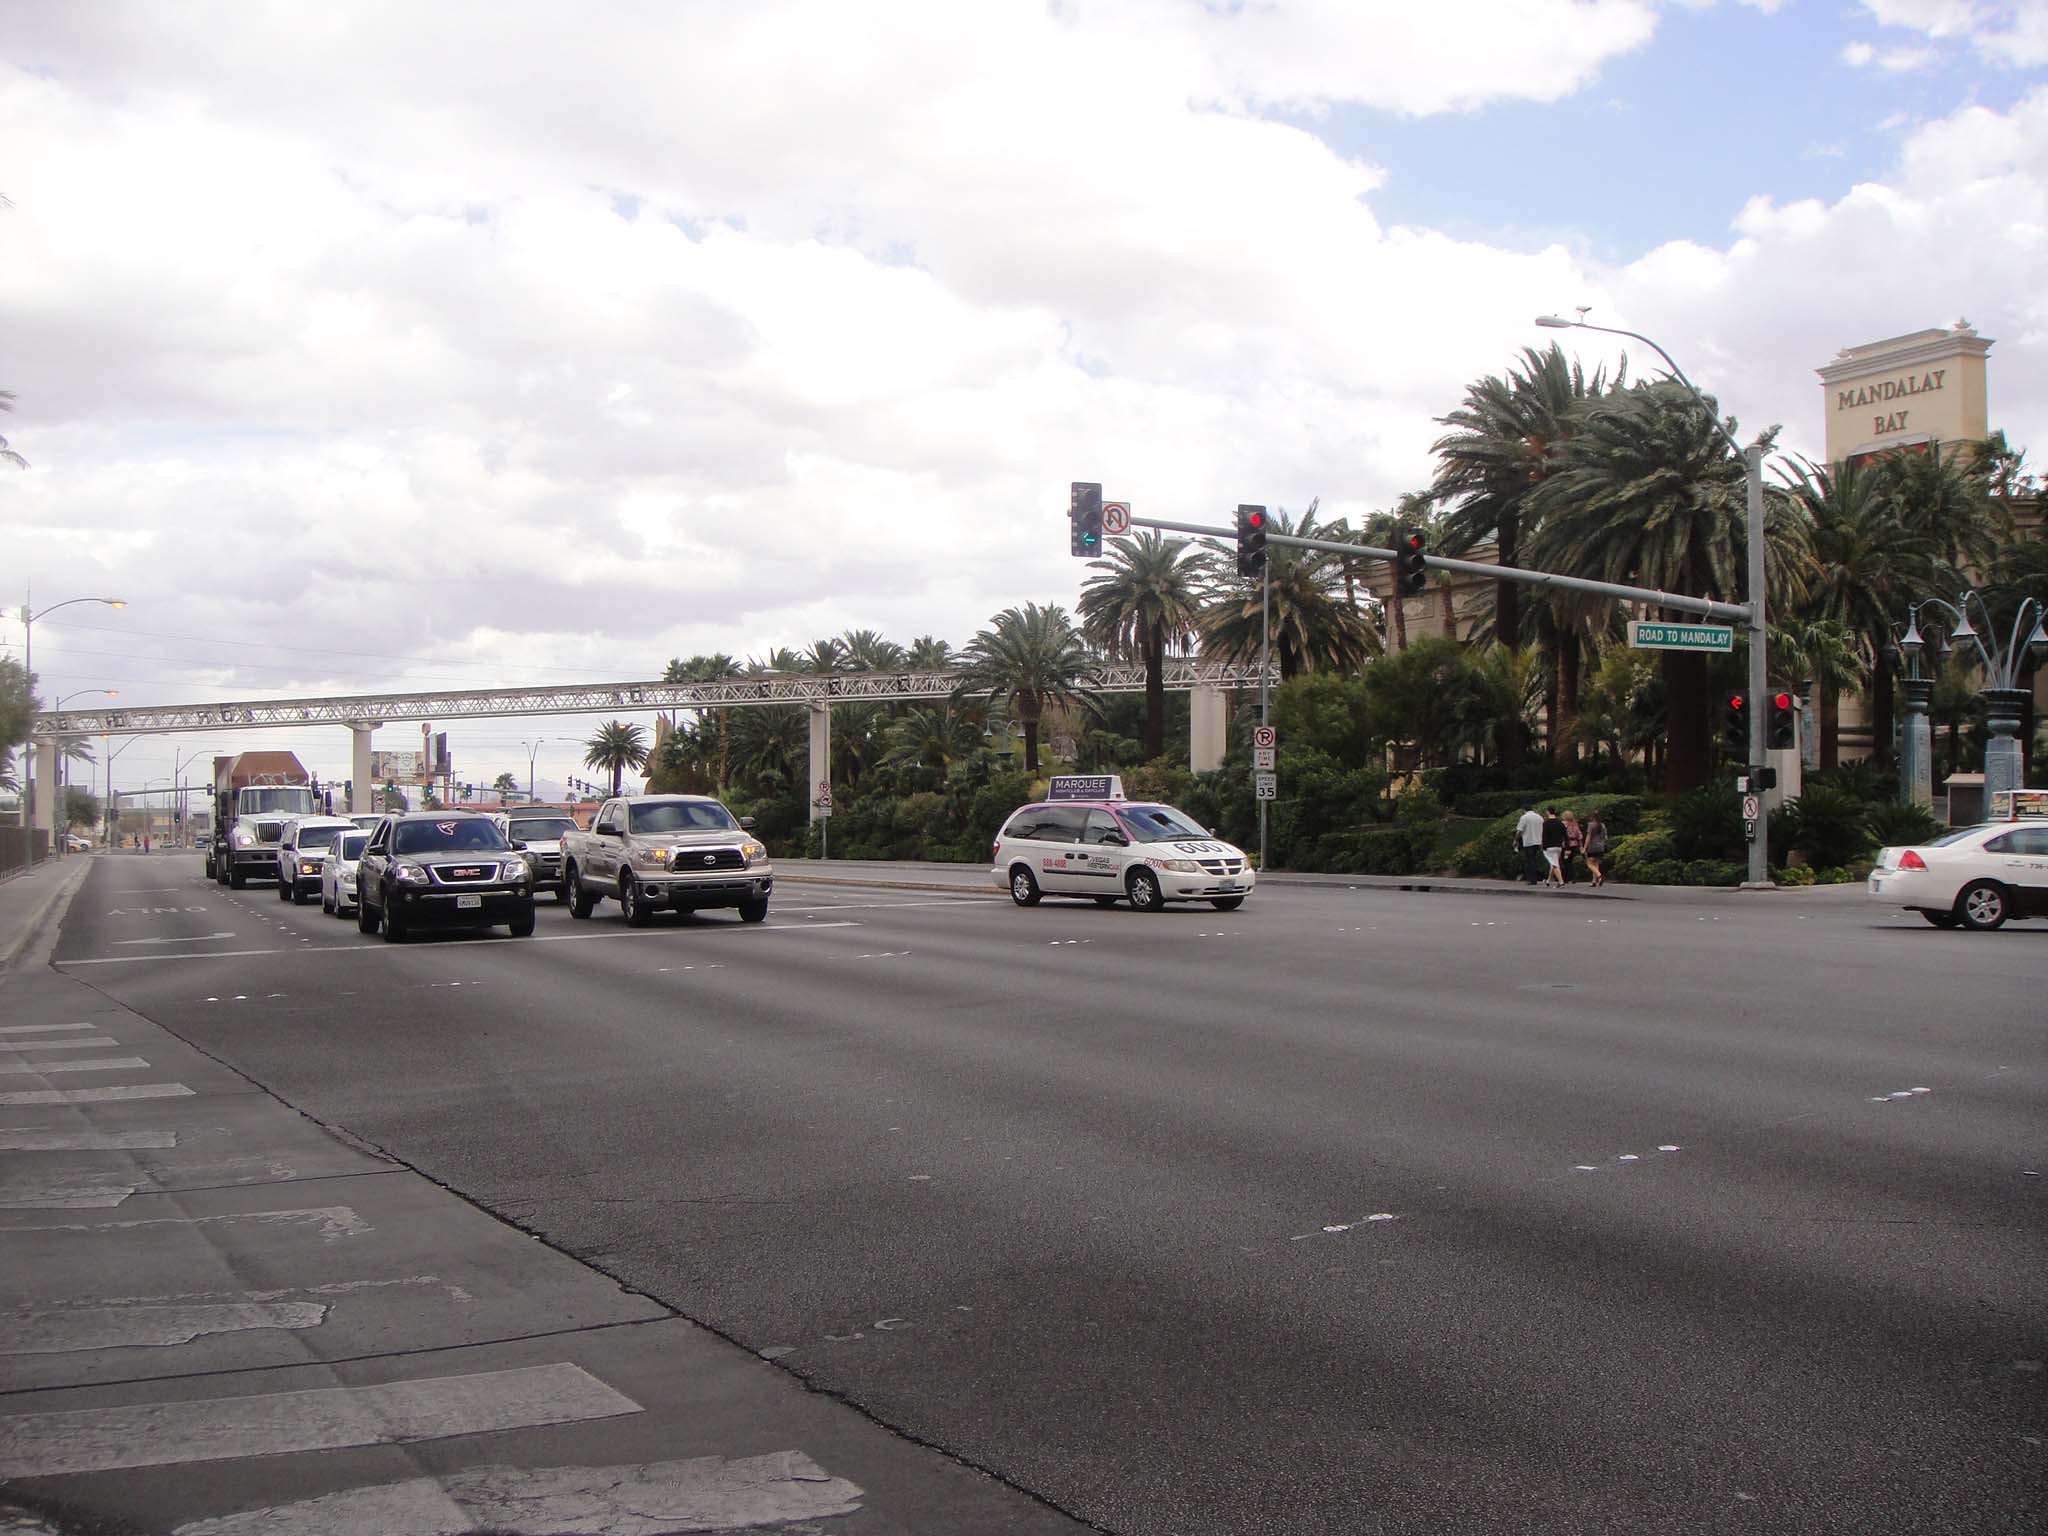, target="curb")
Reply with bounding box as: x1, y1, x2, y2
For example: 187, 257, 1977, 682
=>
0, 857, 92, 973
